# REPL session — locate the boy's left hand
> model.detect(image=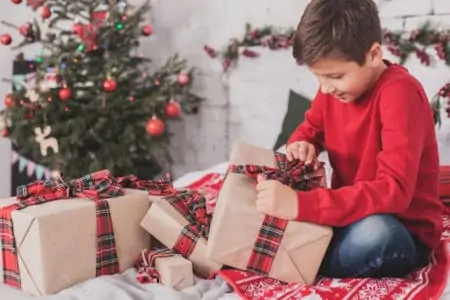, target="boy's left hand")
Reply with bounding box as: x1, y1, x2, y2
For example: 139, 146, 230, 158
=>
255, 175, 298, 220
